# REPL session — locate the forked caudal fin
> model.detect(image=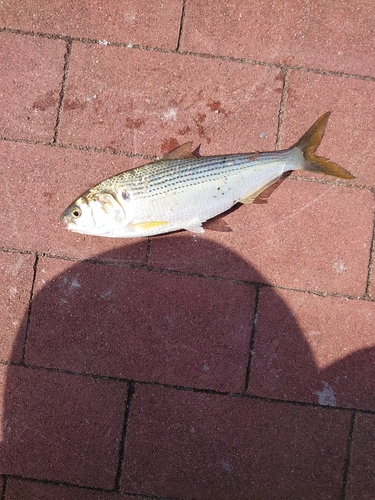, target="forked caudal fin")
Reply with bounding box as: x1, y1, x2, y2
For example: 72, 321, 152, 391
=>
293, 112, 355, 180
